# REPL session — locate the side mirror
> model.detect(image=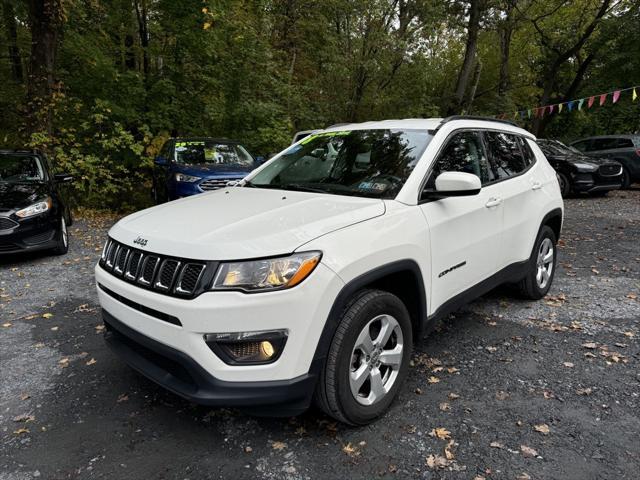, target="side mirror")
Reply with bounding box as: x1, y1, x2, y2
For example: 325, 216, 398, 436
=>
54, 173, 74, 183
423, 172, 481, 199
154, 156, 168, 166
